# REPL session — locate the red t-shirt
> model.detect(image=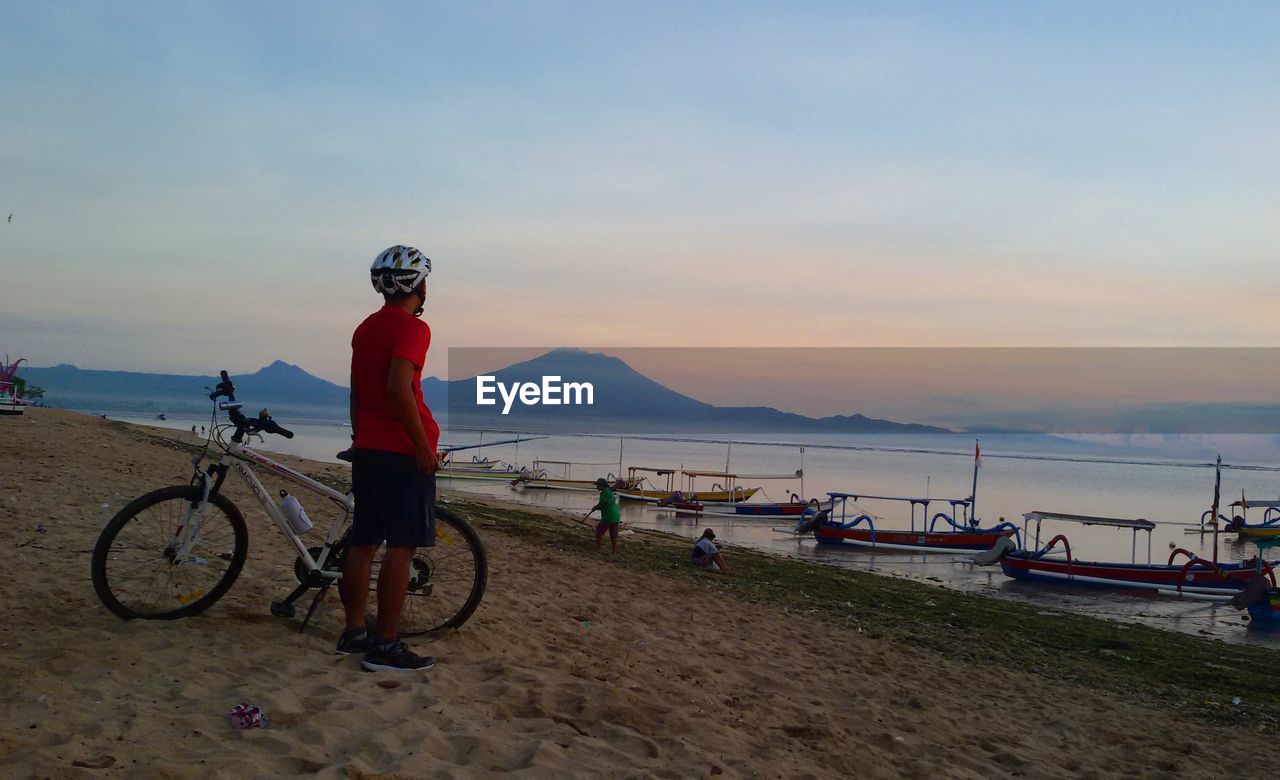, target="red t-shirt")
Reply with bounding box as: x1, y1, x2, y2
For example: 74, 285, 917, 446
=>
351, 305, 440, 455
